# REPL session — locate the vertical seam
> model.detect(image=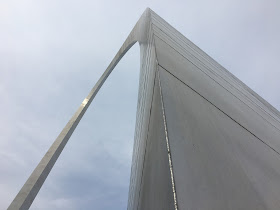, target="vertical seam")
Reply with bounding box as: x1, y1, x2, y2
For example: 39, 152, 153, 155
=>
158, 67, 179, 210
136, 50, 157, 210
